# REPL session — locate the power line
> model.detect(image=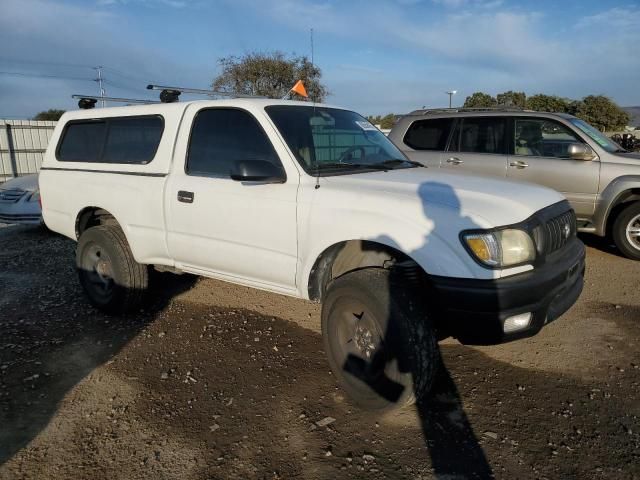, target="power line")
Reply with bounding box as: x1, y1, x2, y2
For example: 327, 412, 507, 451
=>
102, 66, 153, 84
0, 71, 93, 81
102, 79, 148, 94
0, 57, 94, 70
